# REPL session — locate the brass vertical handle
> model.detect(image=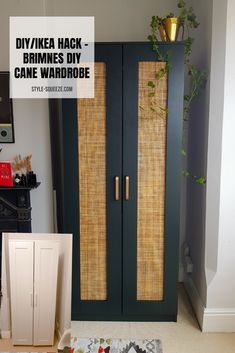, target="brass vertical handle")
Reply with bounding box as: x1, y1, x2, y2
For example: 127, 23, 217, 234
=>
115, 176, 119, 201
125, 176, 130, 201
